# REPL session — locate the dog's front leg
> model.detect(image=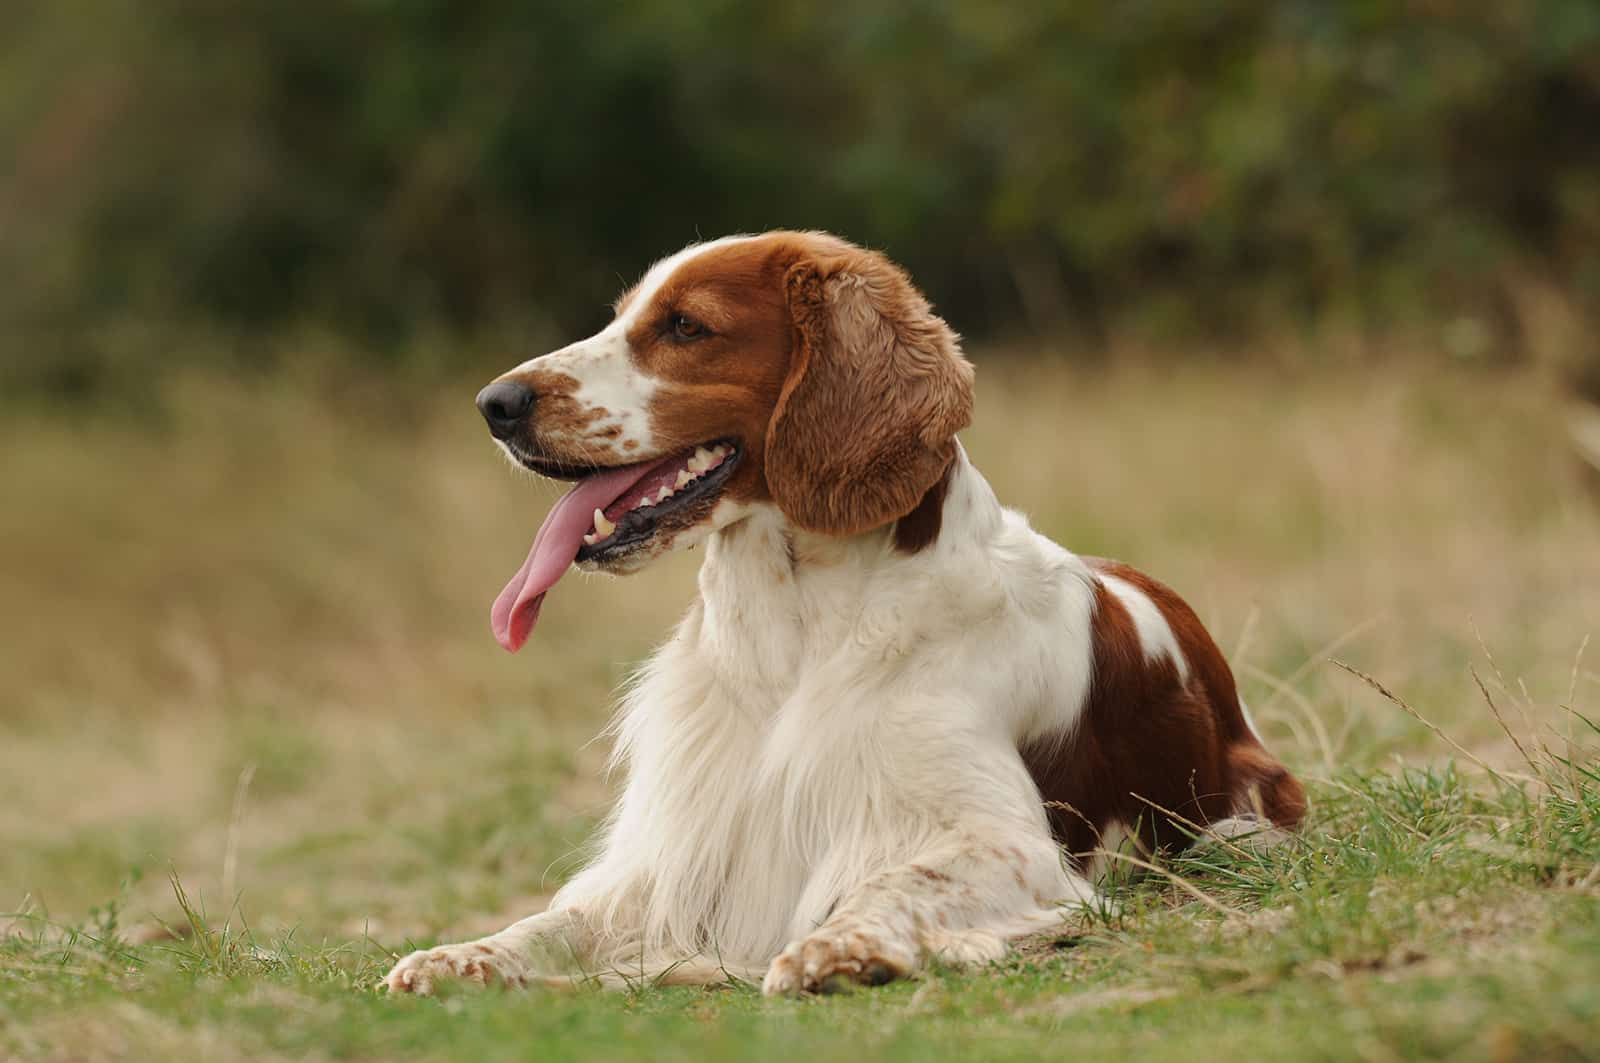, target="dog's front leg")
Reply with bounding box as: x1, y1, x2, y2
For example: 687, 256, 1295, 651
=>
761, 831, 1092, 996
384, 907, 593, 994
